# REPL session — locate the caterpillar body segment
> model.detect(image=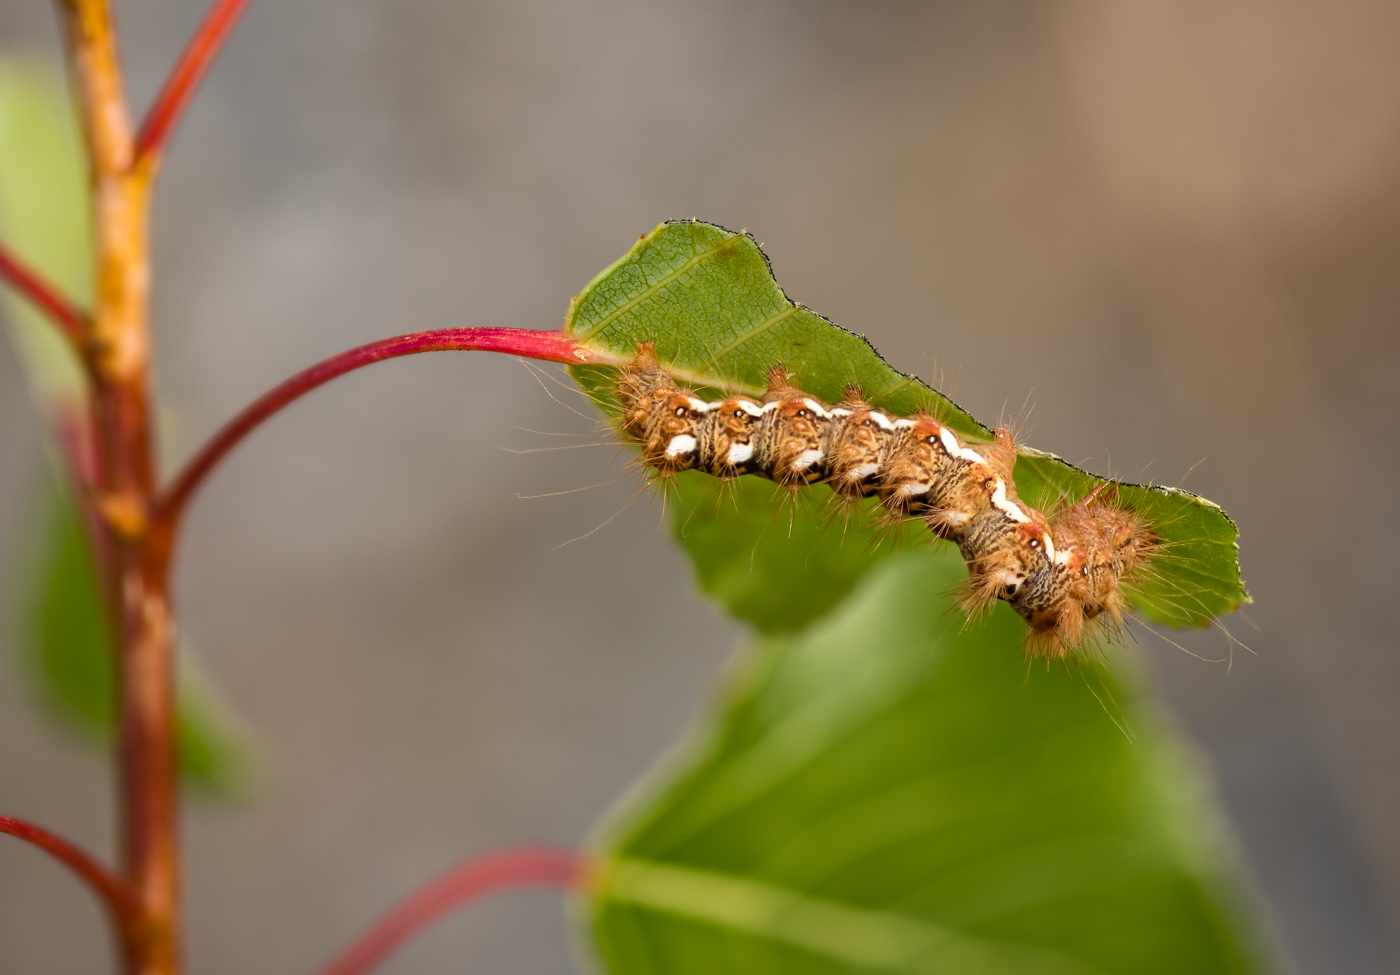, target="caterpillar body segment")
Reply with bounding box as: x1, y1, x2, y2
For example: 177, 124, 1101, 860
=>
822, 391, 890, 500
614, 345, 1154, 658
